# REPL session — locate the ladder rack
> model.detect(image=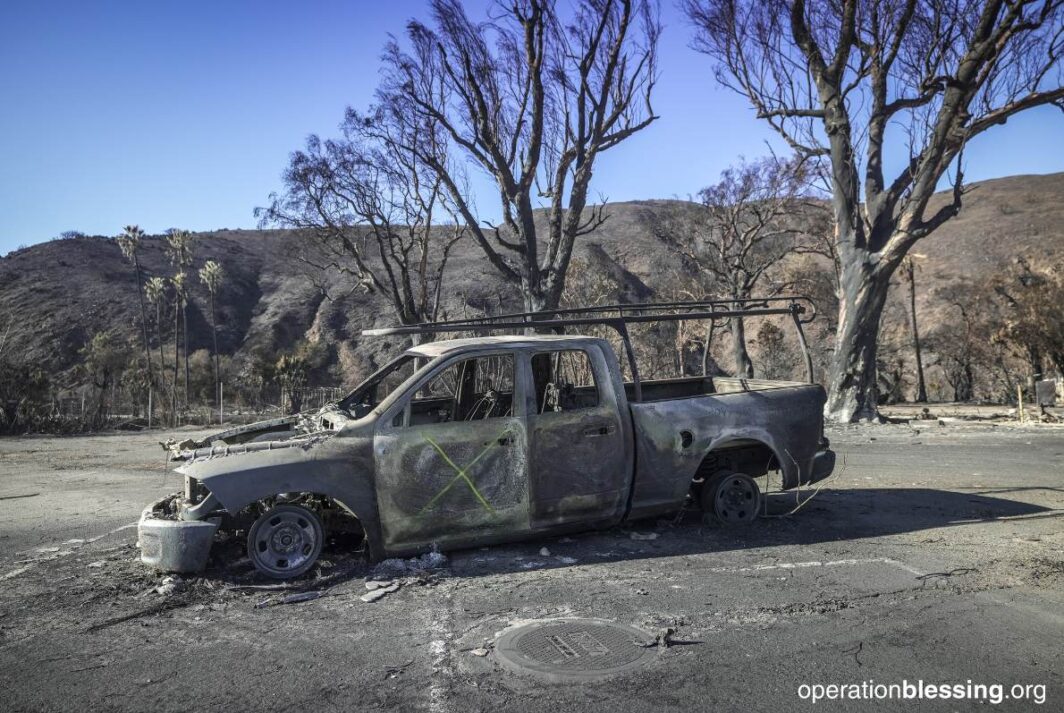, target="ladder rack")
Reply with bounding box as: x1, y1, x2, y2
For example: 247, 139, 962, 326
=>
362, 296, 817, 401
